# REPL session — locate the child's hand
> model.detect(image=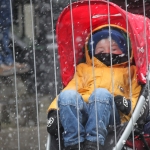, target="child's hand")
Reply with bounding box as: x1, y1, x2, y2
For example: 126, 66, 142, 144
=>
114, 95, 131, 115
47, 110, 62, 137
